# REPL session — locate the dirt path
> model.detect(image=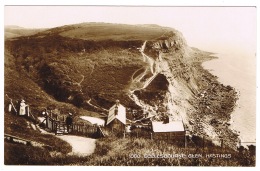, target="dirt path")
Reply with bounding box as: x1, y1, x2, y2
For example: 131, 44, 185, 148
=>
87, 99, 108, 112
37, 117, 96, 156
128, 41, 160, 114
57, 135, 96, 156
80, 116, 105, 126
65, 74, 85, 93
131, 66, 145, 81
129, 41, 156, 92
